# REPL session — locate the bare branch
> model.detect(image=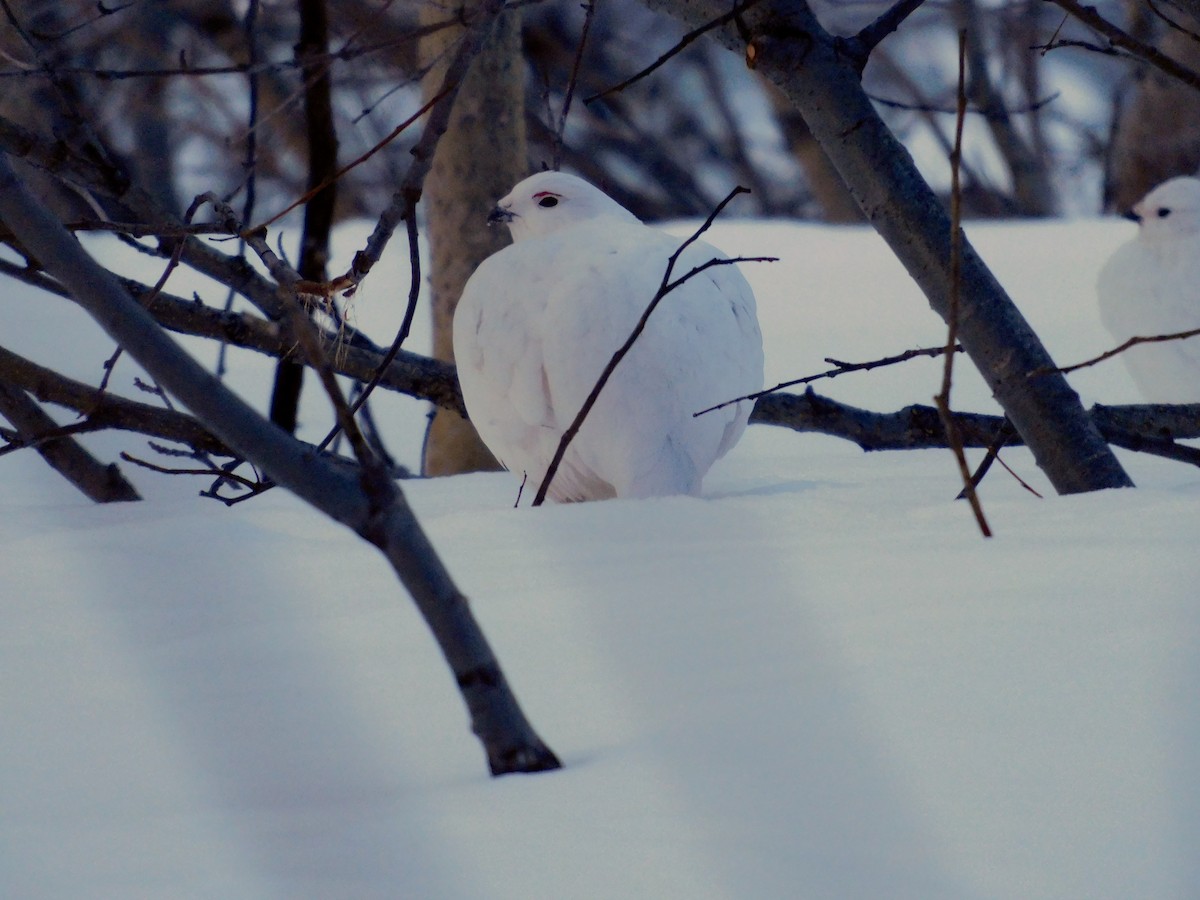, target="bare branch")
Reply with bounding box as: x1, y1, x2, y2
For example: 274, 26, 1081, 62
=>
751, 389, 1200, 458
696, 343, 962, 416
0, 343, 232, 456
0, 256, 465, 415
552, 0, 597, 169
853, 0, 929, 60
1044, 0, 1200, 90
584, 0, 764, 104
1029, 327, 1200, 378
119, 451, 262, 488
934, 30, 990, 537
867, 90, 1060, 119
